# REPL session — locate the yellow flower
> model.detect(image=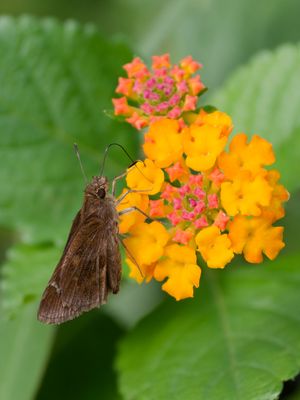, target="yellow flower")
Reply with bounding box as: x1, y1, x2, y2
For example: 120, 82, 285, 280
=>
218, 133, 275, 180
195, 226, 234, 268
143, 119, 183, 168
229, 215, 285, 263
125, 258, 156, 284
123, 221, 169, 266
117, 190, 149, 234
261, 170, 290, 222
126, 159, 164, 195
183, 123, 227, 171
154, 244, 201, 300
220, 174, 273, 216
195, 110, 233, 137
